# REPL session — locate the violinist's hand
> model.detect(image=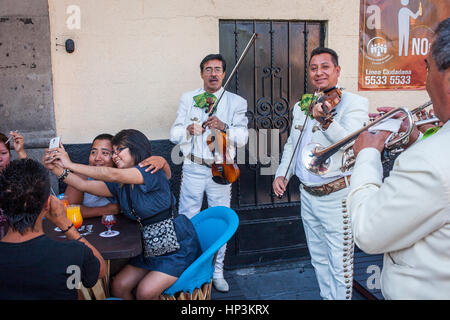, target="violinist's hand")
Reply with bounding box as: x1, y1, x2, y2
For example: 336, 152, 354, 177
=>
273, 176, 288, 198
204, 116, 226, 131
187, 123, 205, 136
311, 102, 326, 122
